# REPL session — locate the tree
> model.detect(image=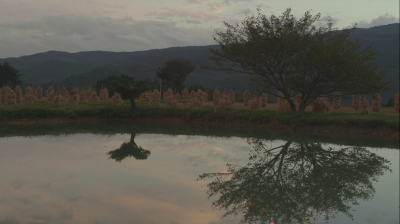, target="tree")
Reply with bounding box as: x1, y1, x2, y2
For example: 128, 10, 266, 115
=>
198, 139, 391, 223
96, 75, 158, 95
107, 132, 150, 162
204, 8, 390, 111
156, 58, 195, 92
96, 75, 158, 111
0, 62, 23, 87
